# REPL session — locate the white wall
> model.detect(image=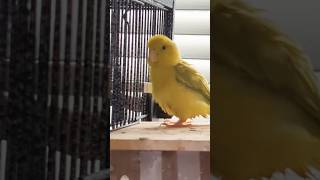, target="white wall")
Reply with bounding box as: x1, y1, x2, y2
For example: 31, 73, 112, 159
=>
173, 0, 210, 82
